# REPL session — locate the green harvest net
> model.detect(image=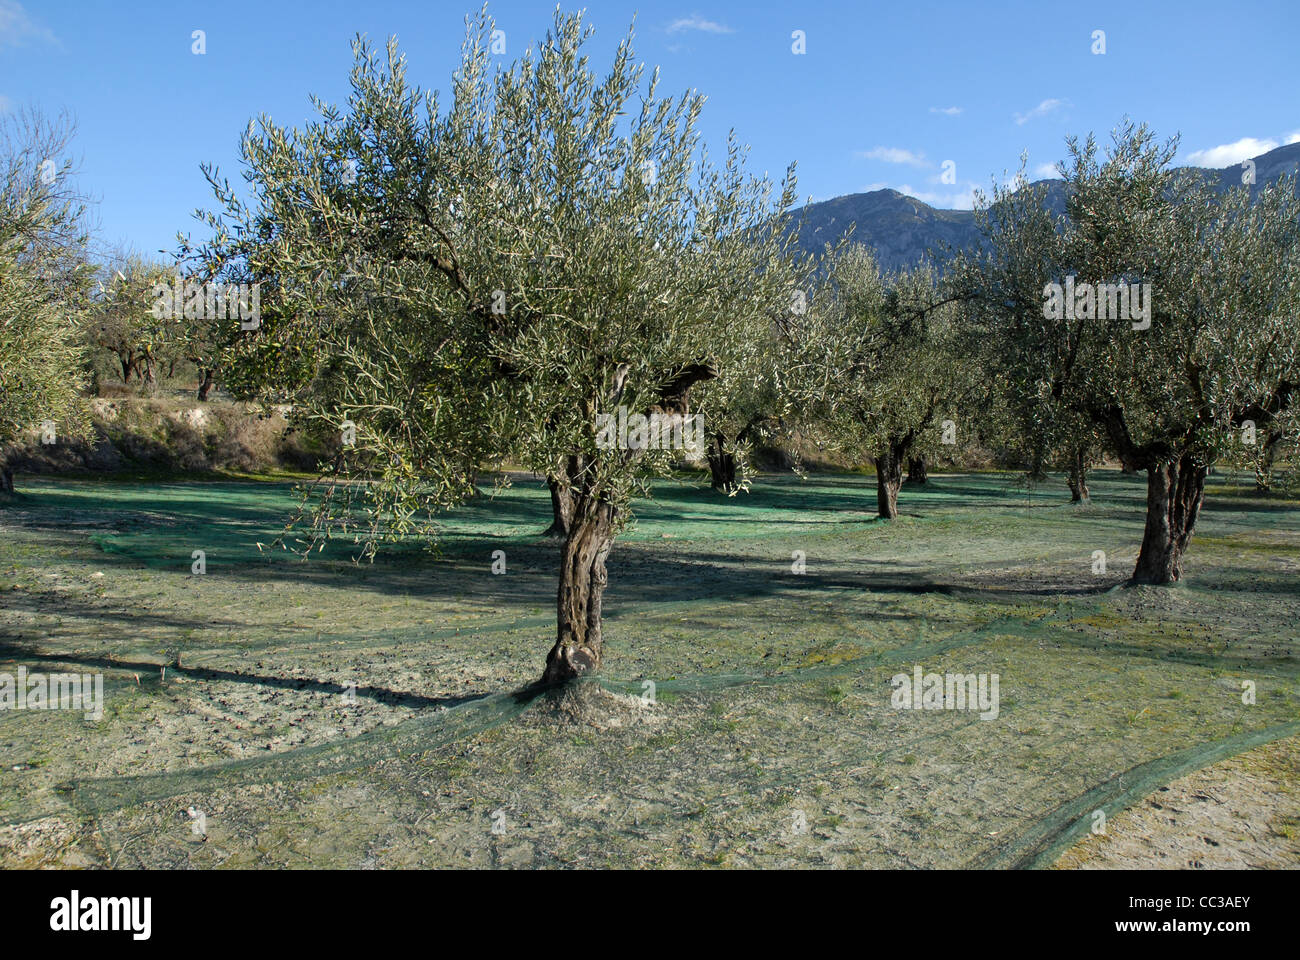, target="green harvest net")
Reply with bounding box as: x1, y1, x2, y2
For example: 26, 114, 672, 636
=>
1, 470, 1297, 867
